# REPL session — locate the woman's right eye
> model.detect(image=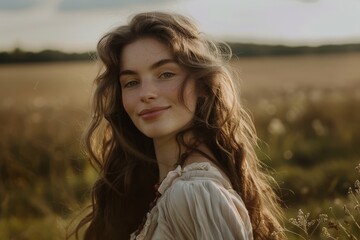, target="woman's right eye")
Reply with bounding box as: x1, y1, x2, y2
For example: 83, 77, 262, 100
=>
123, 80, 139, 88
